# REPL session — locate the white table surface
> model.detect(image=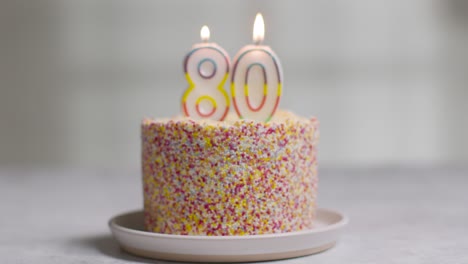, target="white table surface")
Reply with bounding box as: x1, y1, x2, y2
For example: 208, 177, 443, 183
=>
0, 167, 467, 263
